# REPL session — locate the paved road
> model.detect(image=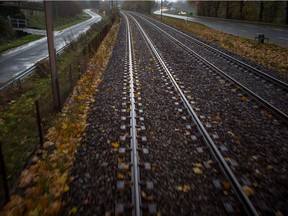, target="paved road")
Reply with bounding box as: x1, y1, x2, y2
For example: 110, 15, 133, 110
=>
154, 11, 288, 47
0, 9, 101, 85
